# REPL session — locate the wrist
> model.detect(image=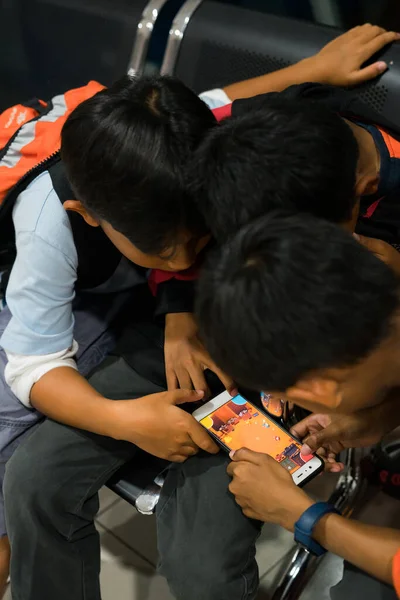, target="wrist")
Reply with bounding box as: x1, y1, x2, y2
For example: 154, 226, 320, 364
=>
281, 493, 314, 532
165, 312, 196, 338
312, 511, 342, 547
165, 312, 192, 328
298, 56, 331, 85
101, 399, 138, 440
